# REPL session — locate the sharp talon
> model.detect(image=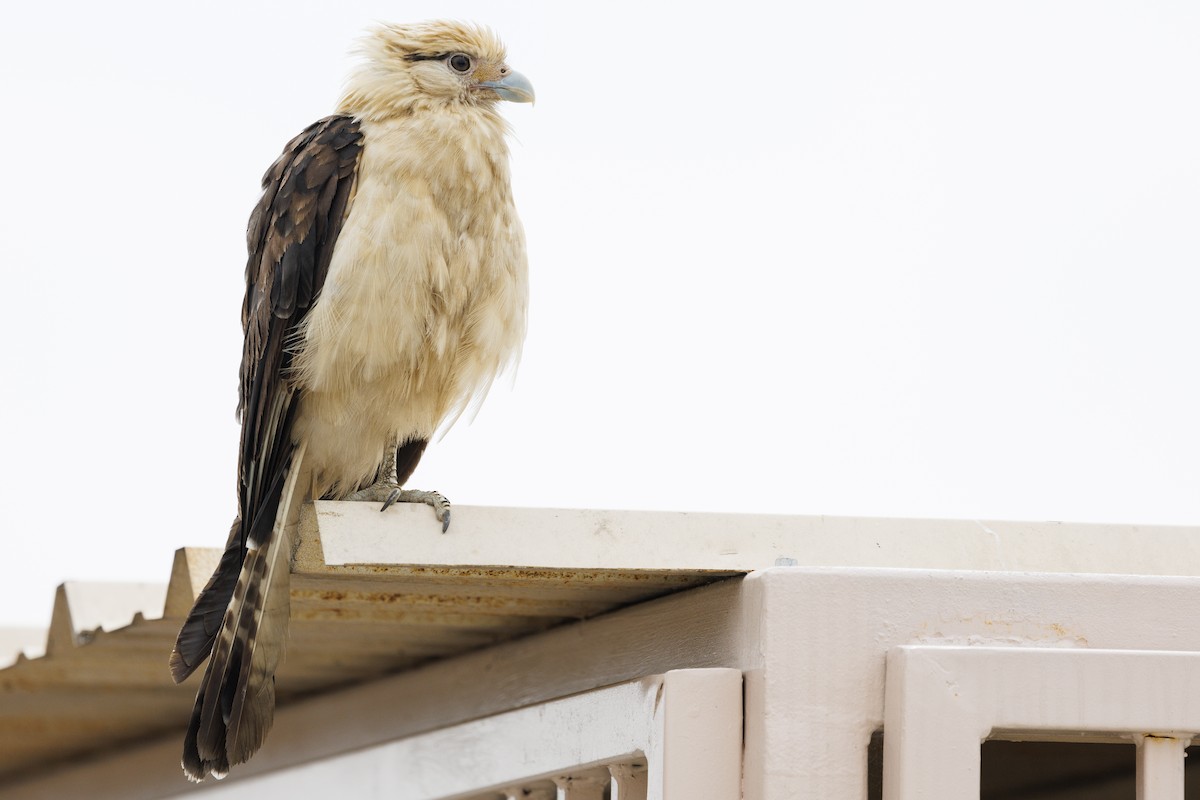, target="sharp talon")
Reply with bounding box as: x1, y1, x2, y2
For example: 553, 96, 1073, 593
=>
355, 484, 450, 530
380, 488, 401, 511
